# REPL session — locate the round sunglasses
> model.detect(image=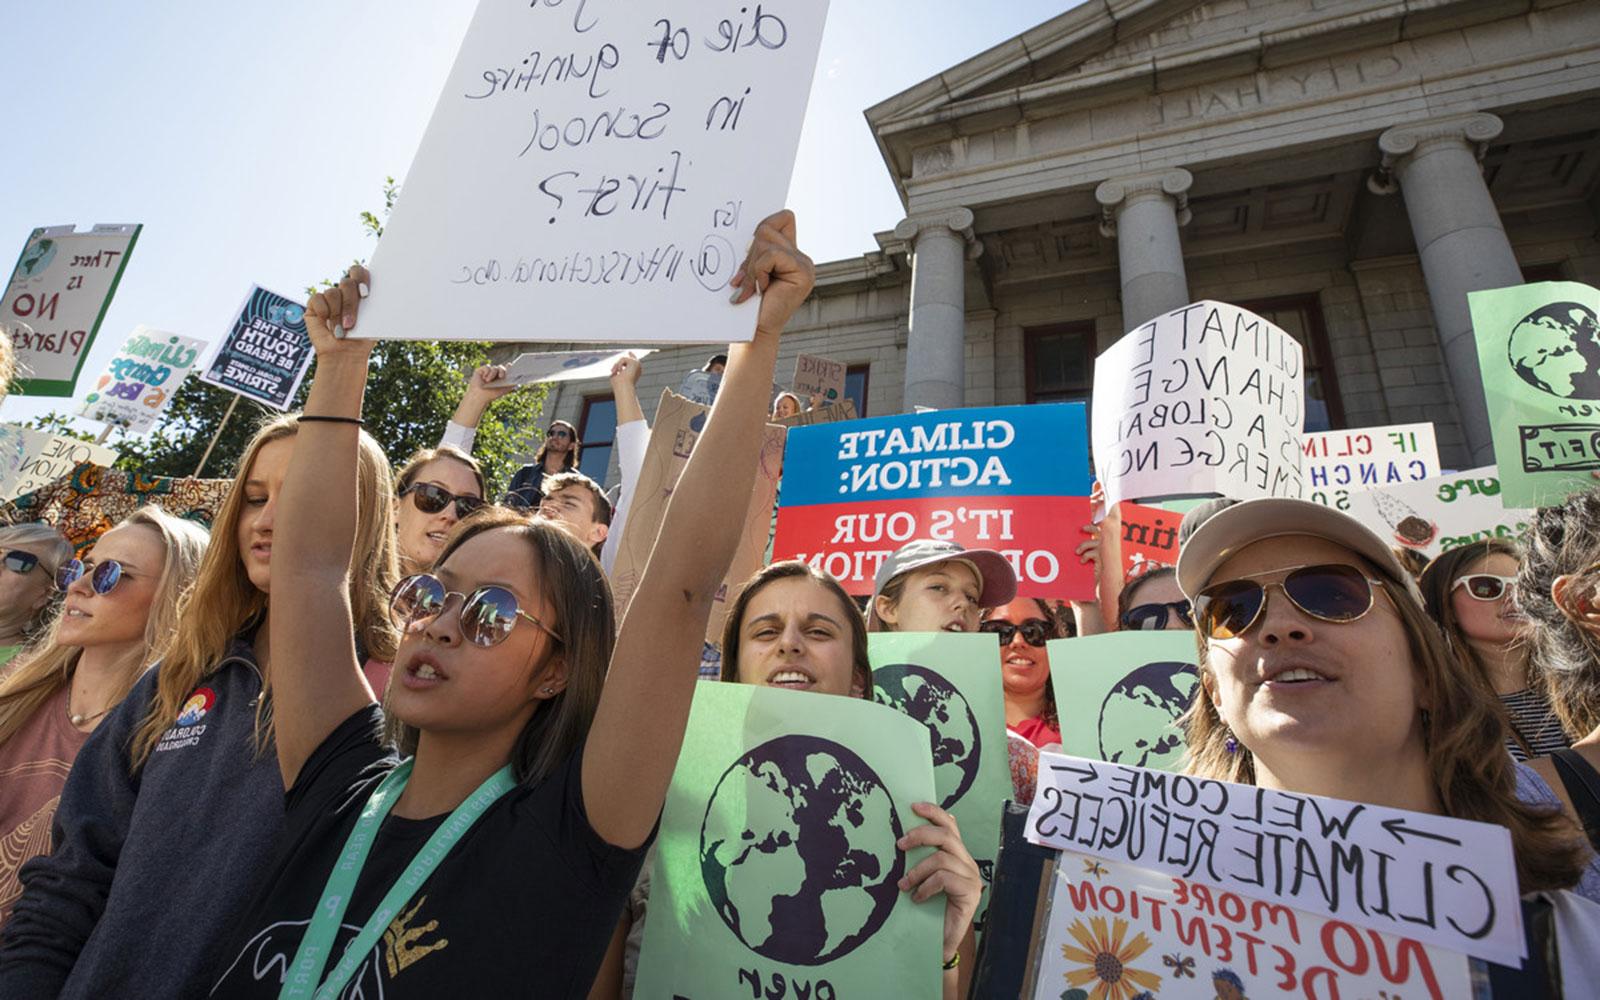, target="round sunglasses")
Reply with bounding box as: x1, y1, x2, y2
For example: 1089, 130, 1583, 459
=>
389, 573, 562, 648
979, 619, 1051, 648
56, 559, 125, 595
1452, 573, 1516, 602
1120, 600, 1193, 631
2, 549, 41, 575
400, 482, 485, 519
1194, 563, 1386, 640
